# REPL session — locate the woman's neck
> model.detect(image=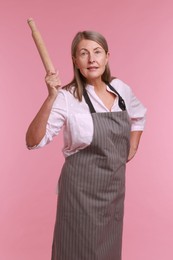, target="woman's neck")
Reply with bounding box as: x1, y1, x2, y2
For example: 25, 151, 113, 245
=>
87, 78, 106, 91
